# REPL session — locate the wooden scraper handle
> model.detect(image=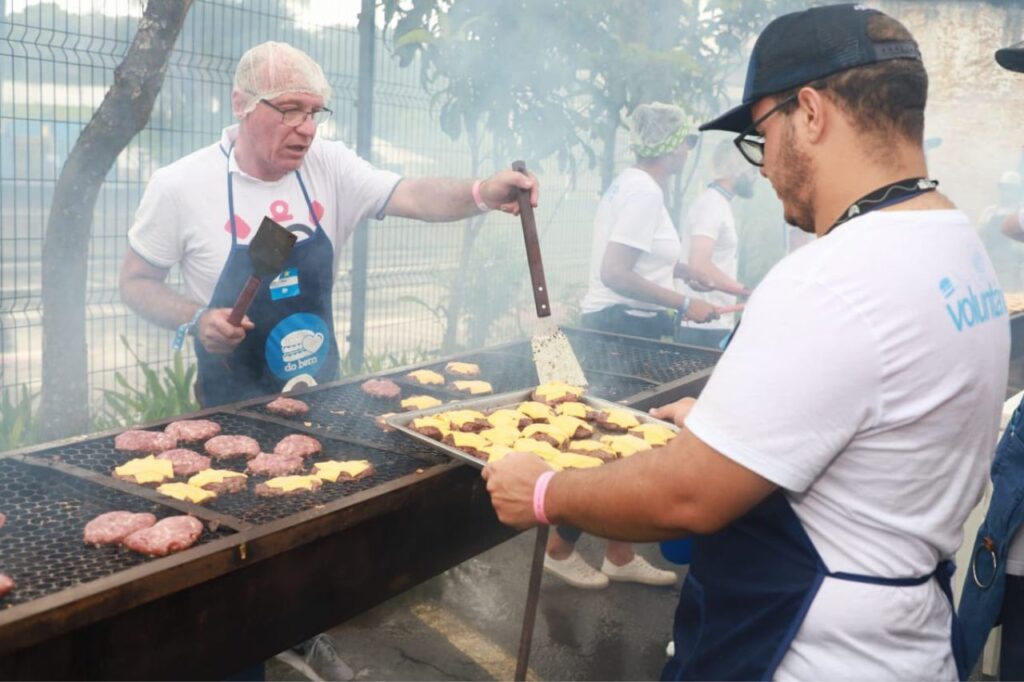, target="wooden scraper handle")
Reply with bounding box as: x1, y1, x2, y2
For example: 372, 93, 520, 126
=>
512, 160, 551, 319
